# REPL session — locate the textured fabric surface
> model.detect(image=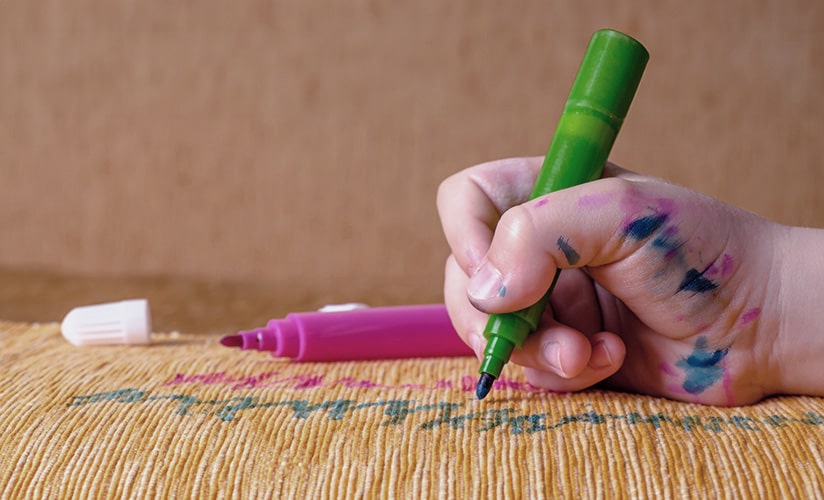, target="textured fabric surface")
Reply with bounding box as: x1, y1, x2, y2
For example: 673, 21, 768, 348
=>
2, 320, 823, 498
